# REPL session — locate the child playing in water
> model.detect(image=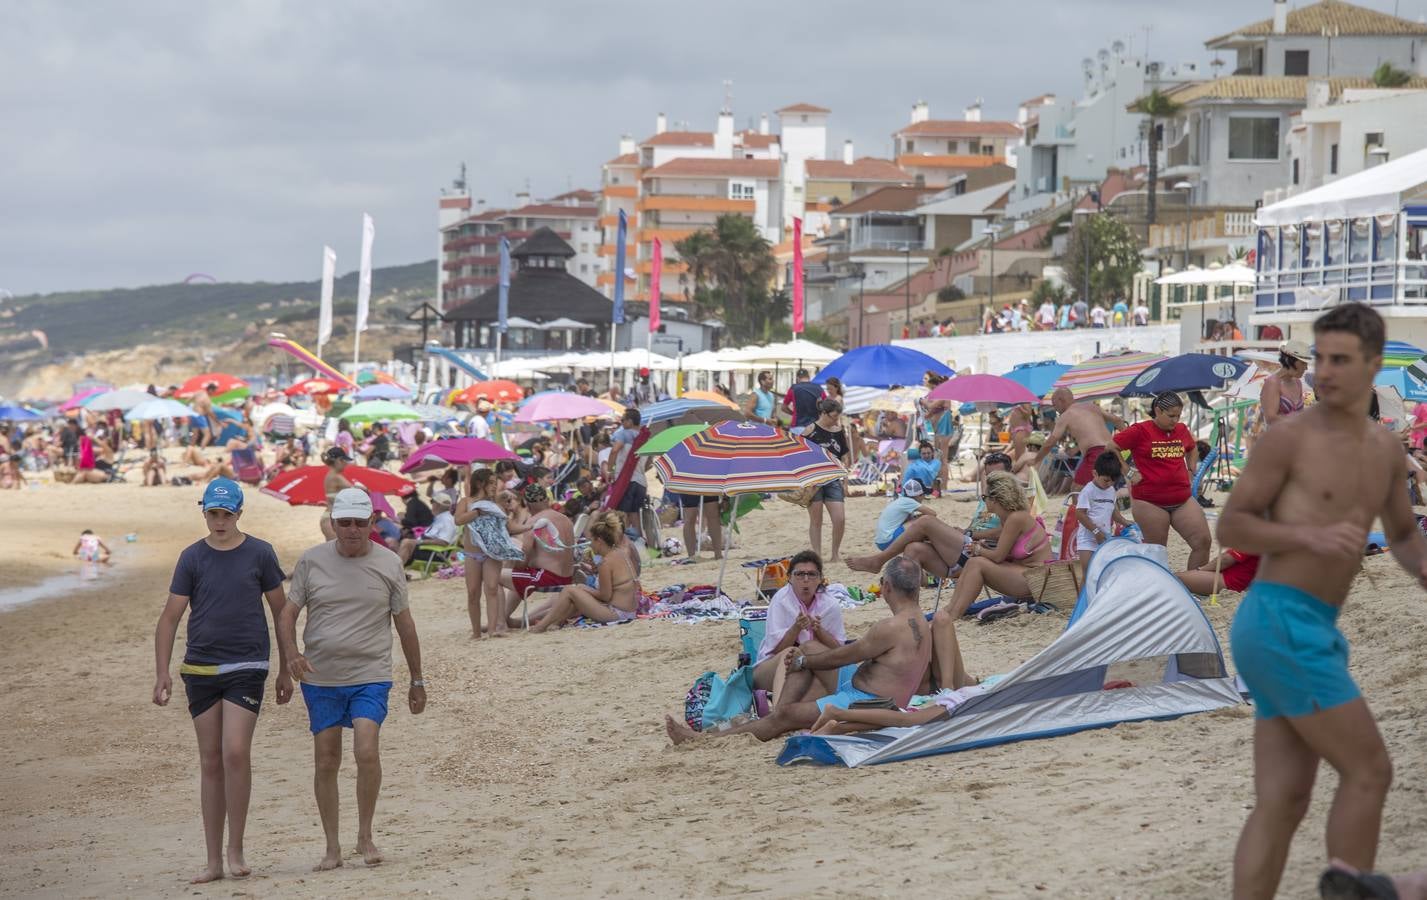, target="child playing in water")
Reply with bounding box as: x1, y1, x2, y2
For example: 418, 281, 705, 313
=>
455, 470, 527, 638
73, 529, 112, 565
